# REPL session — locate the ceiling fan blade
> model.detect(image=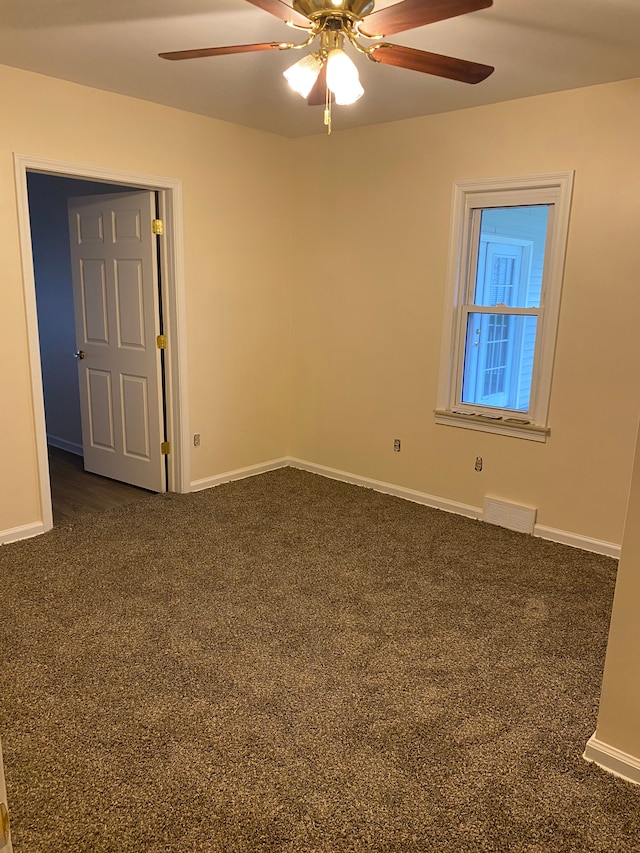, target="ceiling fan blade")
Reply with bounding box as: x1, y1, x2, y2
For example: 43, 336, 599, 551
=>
370, 44, 493, 83
159, 42, 285, 61
307, 64, 327, 106
244, 0, 311, 28
360, 0, 492, 37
